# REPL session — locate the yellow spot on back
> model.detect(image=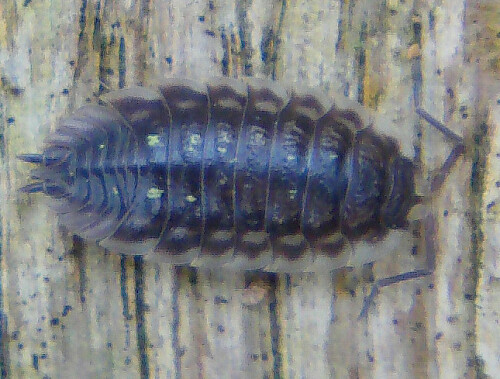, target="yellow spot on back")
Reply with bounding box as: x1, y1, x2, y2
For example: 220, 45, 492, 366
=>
185, 195, 197, 203
147, 187, 164, 199
147, 134, 160, 146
